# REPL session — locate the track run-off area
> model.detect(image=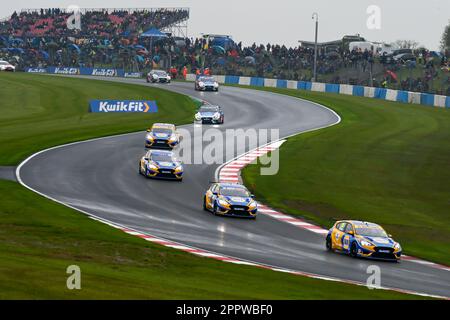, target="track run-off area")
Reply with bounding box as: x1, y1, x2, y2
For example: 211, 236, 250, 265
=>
17, 76, 450, 299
